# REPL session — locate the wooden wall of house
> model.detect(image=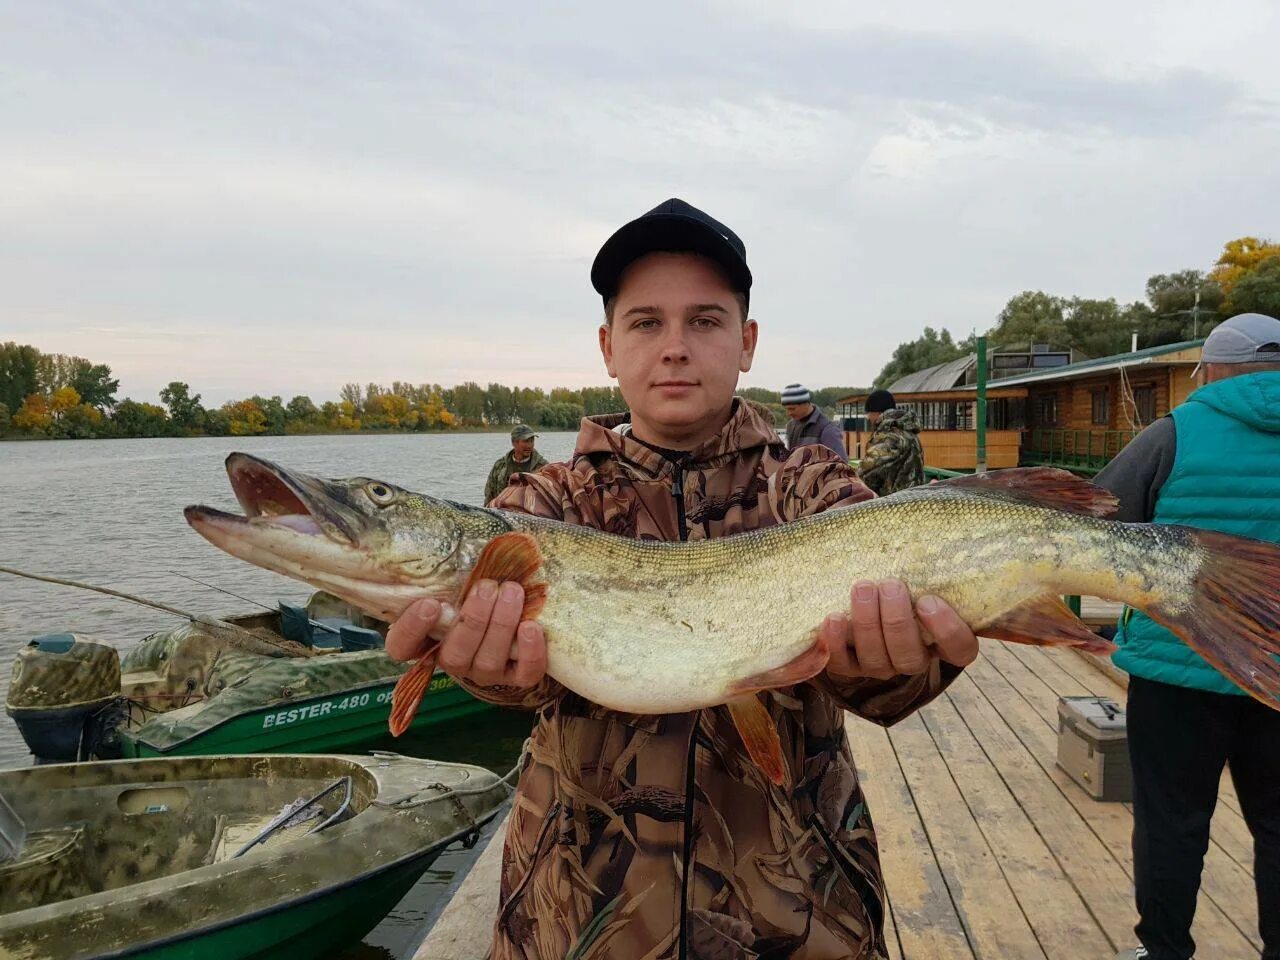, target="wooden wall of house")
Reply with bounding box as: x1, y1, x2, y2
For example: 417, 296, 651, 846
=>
844, 429, 1020, 470
1028, 369, 1186, 433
